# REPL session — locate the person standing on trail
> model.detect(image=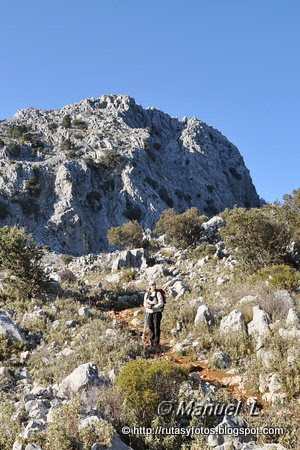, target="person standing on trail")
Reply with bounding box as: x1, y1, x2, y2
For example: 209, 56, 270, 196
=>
144, 281, 164, 352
